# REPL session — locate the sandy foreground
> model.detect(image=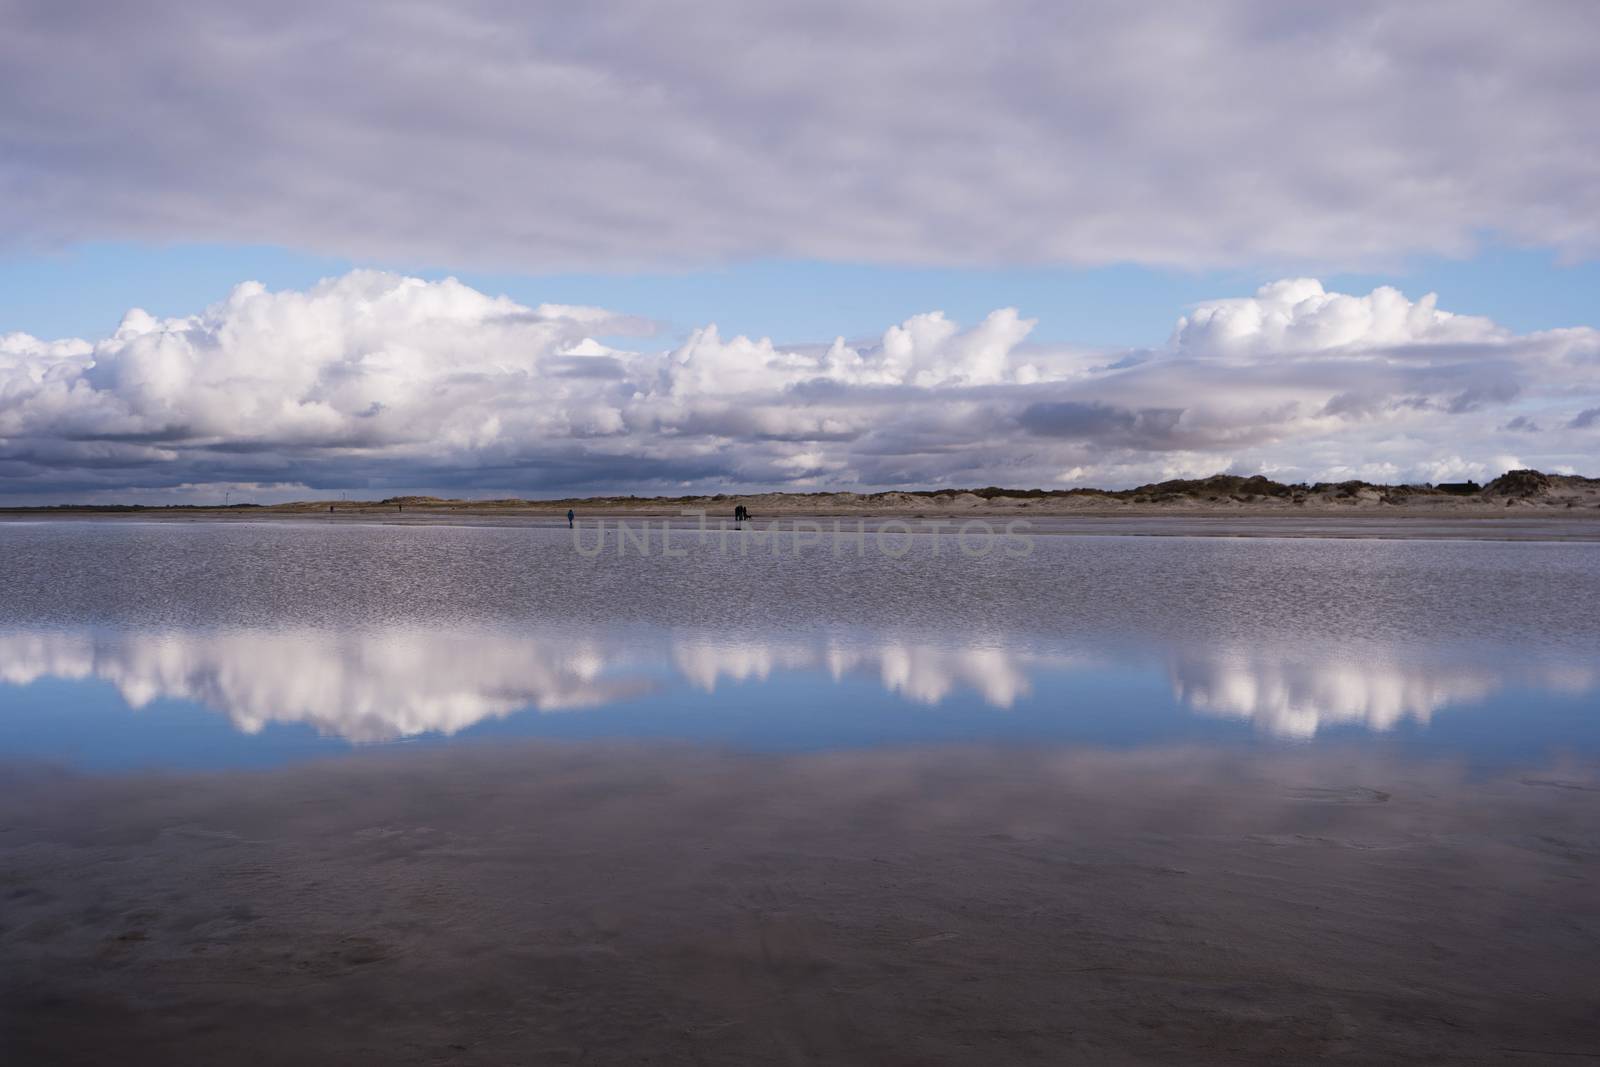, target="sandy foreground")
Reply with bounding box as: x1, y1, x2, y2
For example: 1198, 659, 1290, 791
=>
3, 742, 1598, 1065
